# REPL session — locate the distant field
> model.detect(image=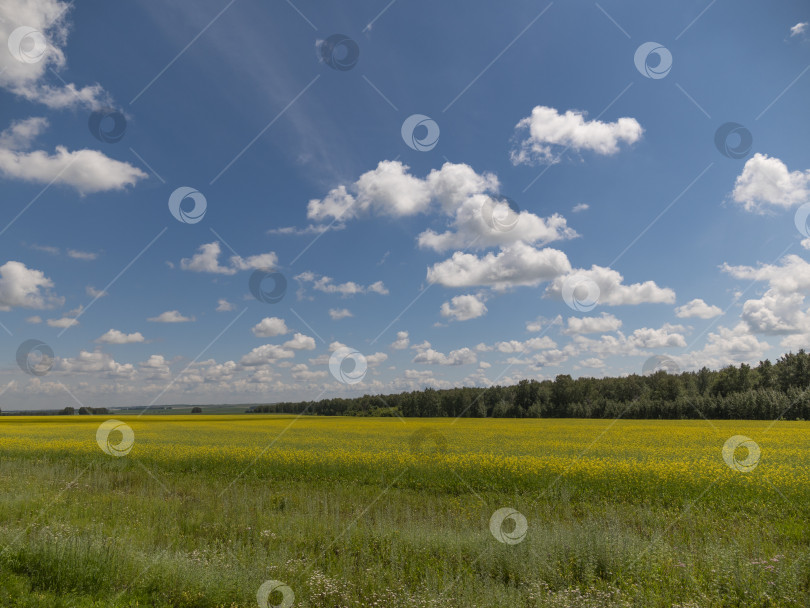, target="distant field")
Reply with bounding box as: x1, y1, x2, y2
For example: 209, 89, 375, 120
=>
0, 415, 807, 607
